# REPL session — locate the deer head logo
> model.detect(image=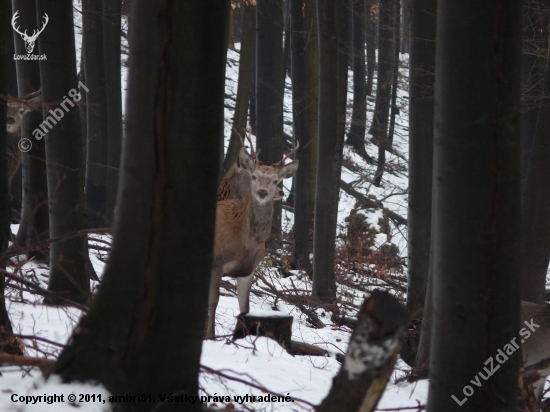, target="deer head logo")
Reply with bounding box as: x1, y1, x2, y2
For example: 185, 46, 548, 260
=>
11, 11, 49, 54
